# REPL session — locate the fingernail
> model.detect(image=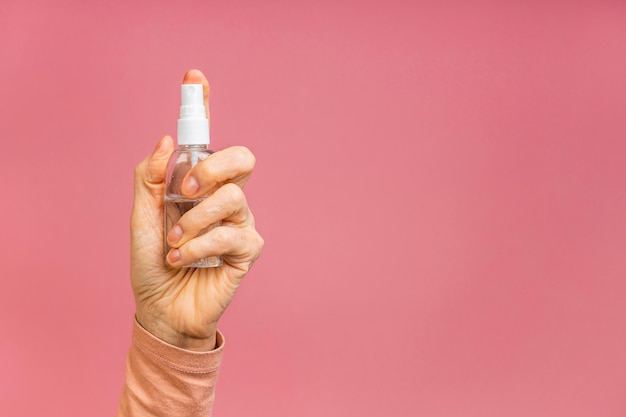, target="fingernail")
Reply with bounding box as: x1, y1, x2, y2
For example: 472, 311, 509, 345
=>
183, 175, 199, 195
167, 225, 183, 244
153, 135, 171, 154
168, 249, 181, 263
